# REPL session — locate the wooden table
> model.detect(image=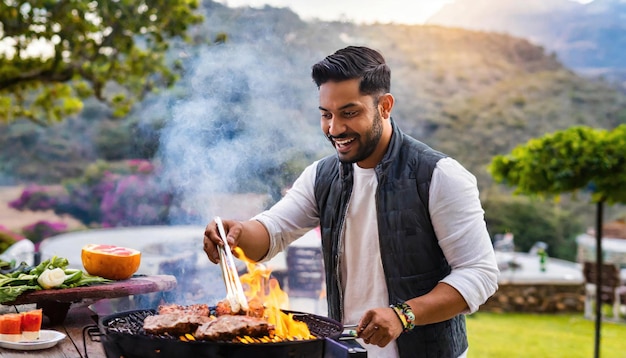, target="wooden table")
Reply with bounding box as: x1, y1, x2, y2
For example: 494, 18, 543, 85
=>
0, 275, 177, 358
